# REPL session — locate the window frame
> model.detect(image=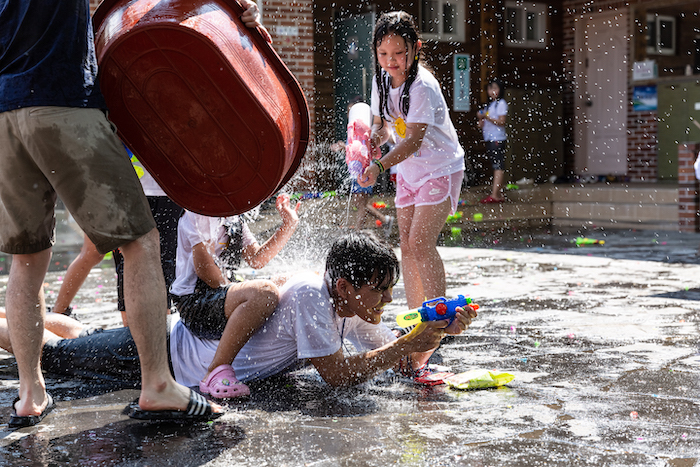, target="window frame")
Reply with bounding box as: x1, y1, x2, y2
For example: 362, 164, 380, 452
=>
420, 0, 466, 43
646, 14, 676, 56
504, 1, 548, 49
